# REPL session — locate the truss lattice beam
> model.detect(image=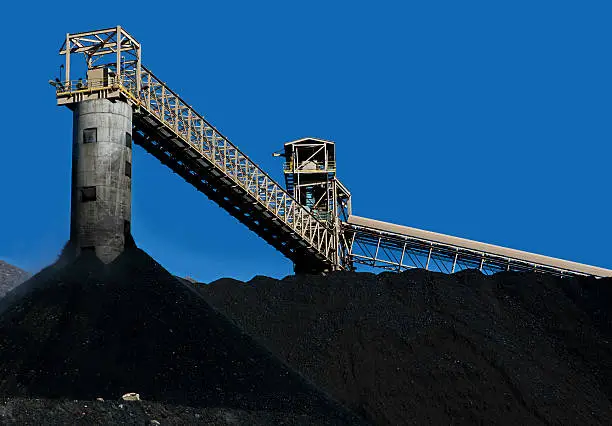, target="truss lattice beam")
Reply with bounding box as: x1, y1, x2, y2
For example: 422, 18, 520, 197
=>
345, 215, 612, 278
